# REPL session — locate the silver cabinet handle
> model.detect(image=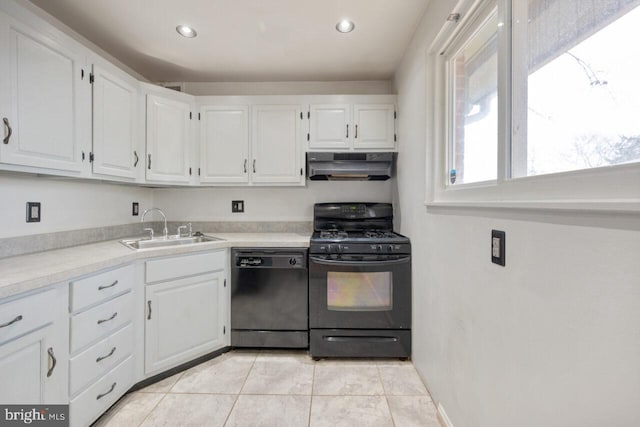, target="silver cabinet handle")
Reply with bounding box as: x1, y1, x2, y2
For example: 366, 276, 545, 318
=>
147, 301, 152, 320
253, 159, 256, 173
47, 347, 57, 378
0, 314, 22, 328
346, 124, 349, 138
98, 280, 118, 291
96, 347, 116, 363
97, 312, 118, 325
96, 382, 116, 400
244, 159, 247, 173
3, 118, 12, 144
133, 150, 139, 167
355, 124, 358, 139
